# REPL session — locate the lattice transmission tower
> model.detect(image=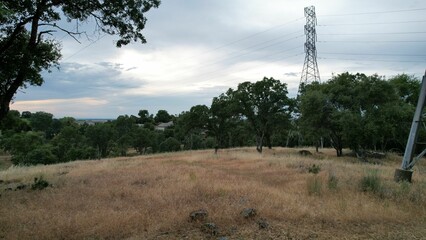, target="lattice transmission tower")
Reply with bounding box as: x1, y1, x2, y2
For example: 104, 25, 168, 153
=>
300, 6, 320, 85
